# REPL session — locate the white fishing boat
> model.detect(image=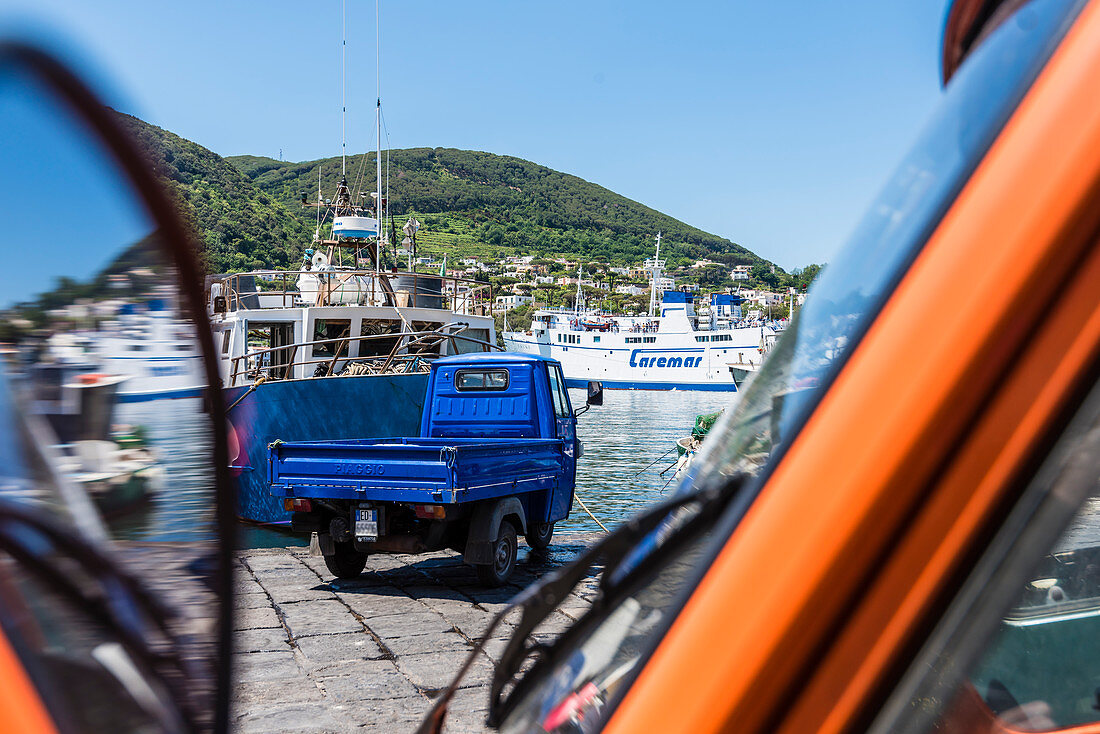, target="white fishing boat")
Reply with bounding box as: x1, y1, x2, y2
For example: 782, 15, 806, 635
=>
205, 0, 498, 524
503, 234, 780, 391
